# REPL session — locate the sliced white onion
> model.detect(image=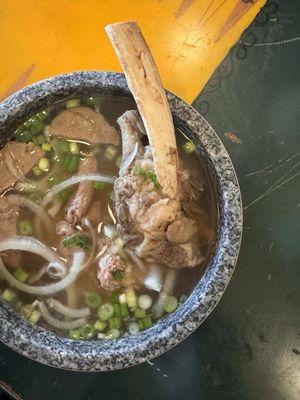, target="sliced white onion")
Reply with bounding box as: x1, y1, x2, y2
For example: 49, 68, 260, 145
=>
153, 268, 177, 319
47, 198, 62, 217
143, 264, 164, 292
0, 236, 63, 265
0, 251, 85, 296
120, 142, 138, 175
42, 174, 115, 209
103, 225, 117, 240
28, 264, 48, 284
8, 195, 52, 232
127, 248, 146, 271
37, 301, 87, 330
47, 261, 66, 278
46, 298, 91, 318
107, 203, 116, 224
